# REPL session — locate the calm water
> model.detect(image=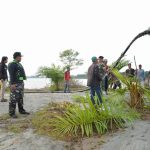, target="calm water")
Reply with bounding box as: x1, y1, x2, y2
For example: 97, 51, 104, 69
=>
24, 78, 87, 89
